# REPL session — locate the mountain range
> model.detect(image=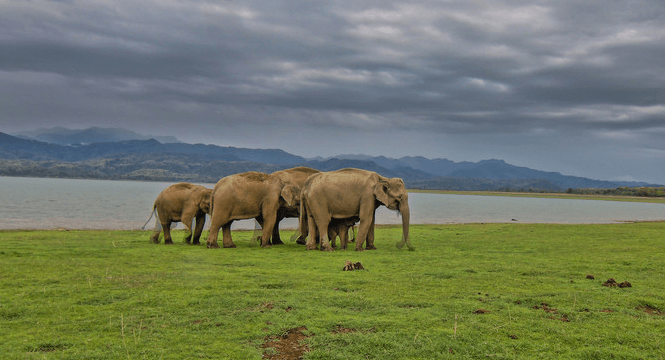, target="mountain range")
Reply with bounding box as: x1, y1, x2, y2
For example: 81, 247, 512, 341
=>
1, 127, 660, 191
